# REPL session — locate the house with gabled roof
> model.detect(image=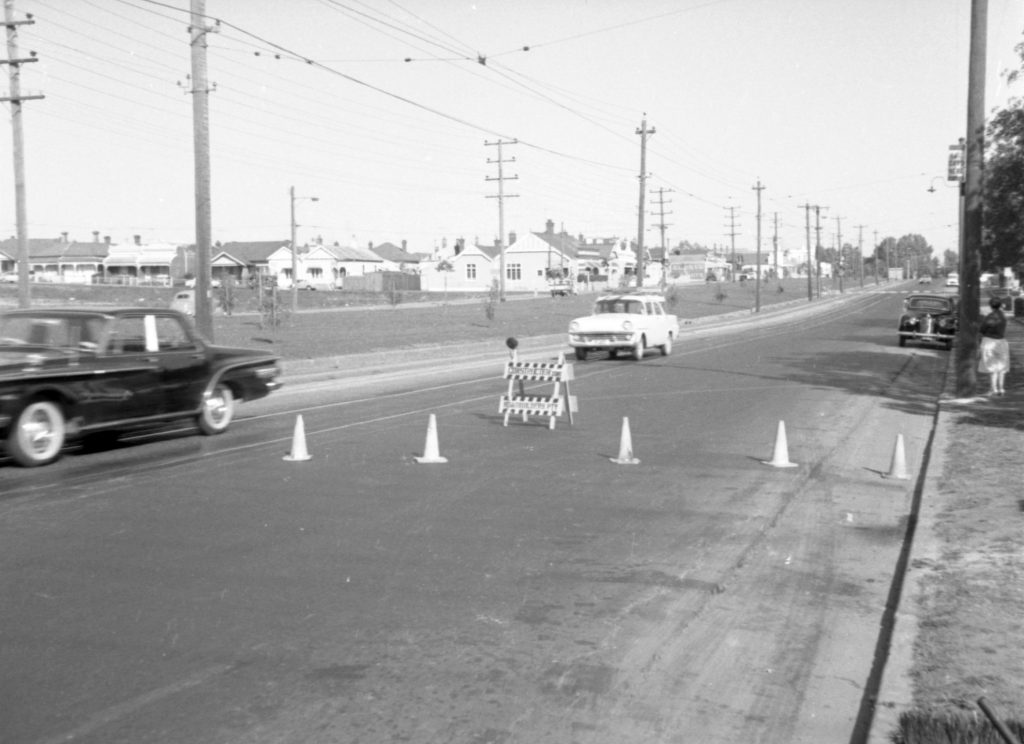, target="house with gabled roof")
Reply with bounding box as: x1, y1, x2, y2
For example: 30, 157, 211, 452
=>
420, 239, 499, 292
0, 232, 111, 283
206, 240, 288, 285
368, 241, 423, 273
104, 234, 180, 285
